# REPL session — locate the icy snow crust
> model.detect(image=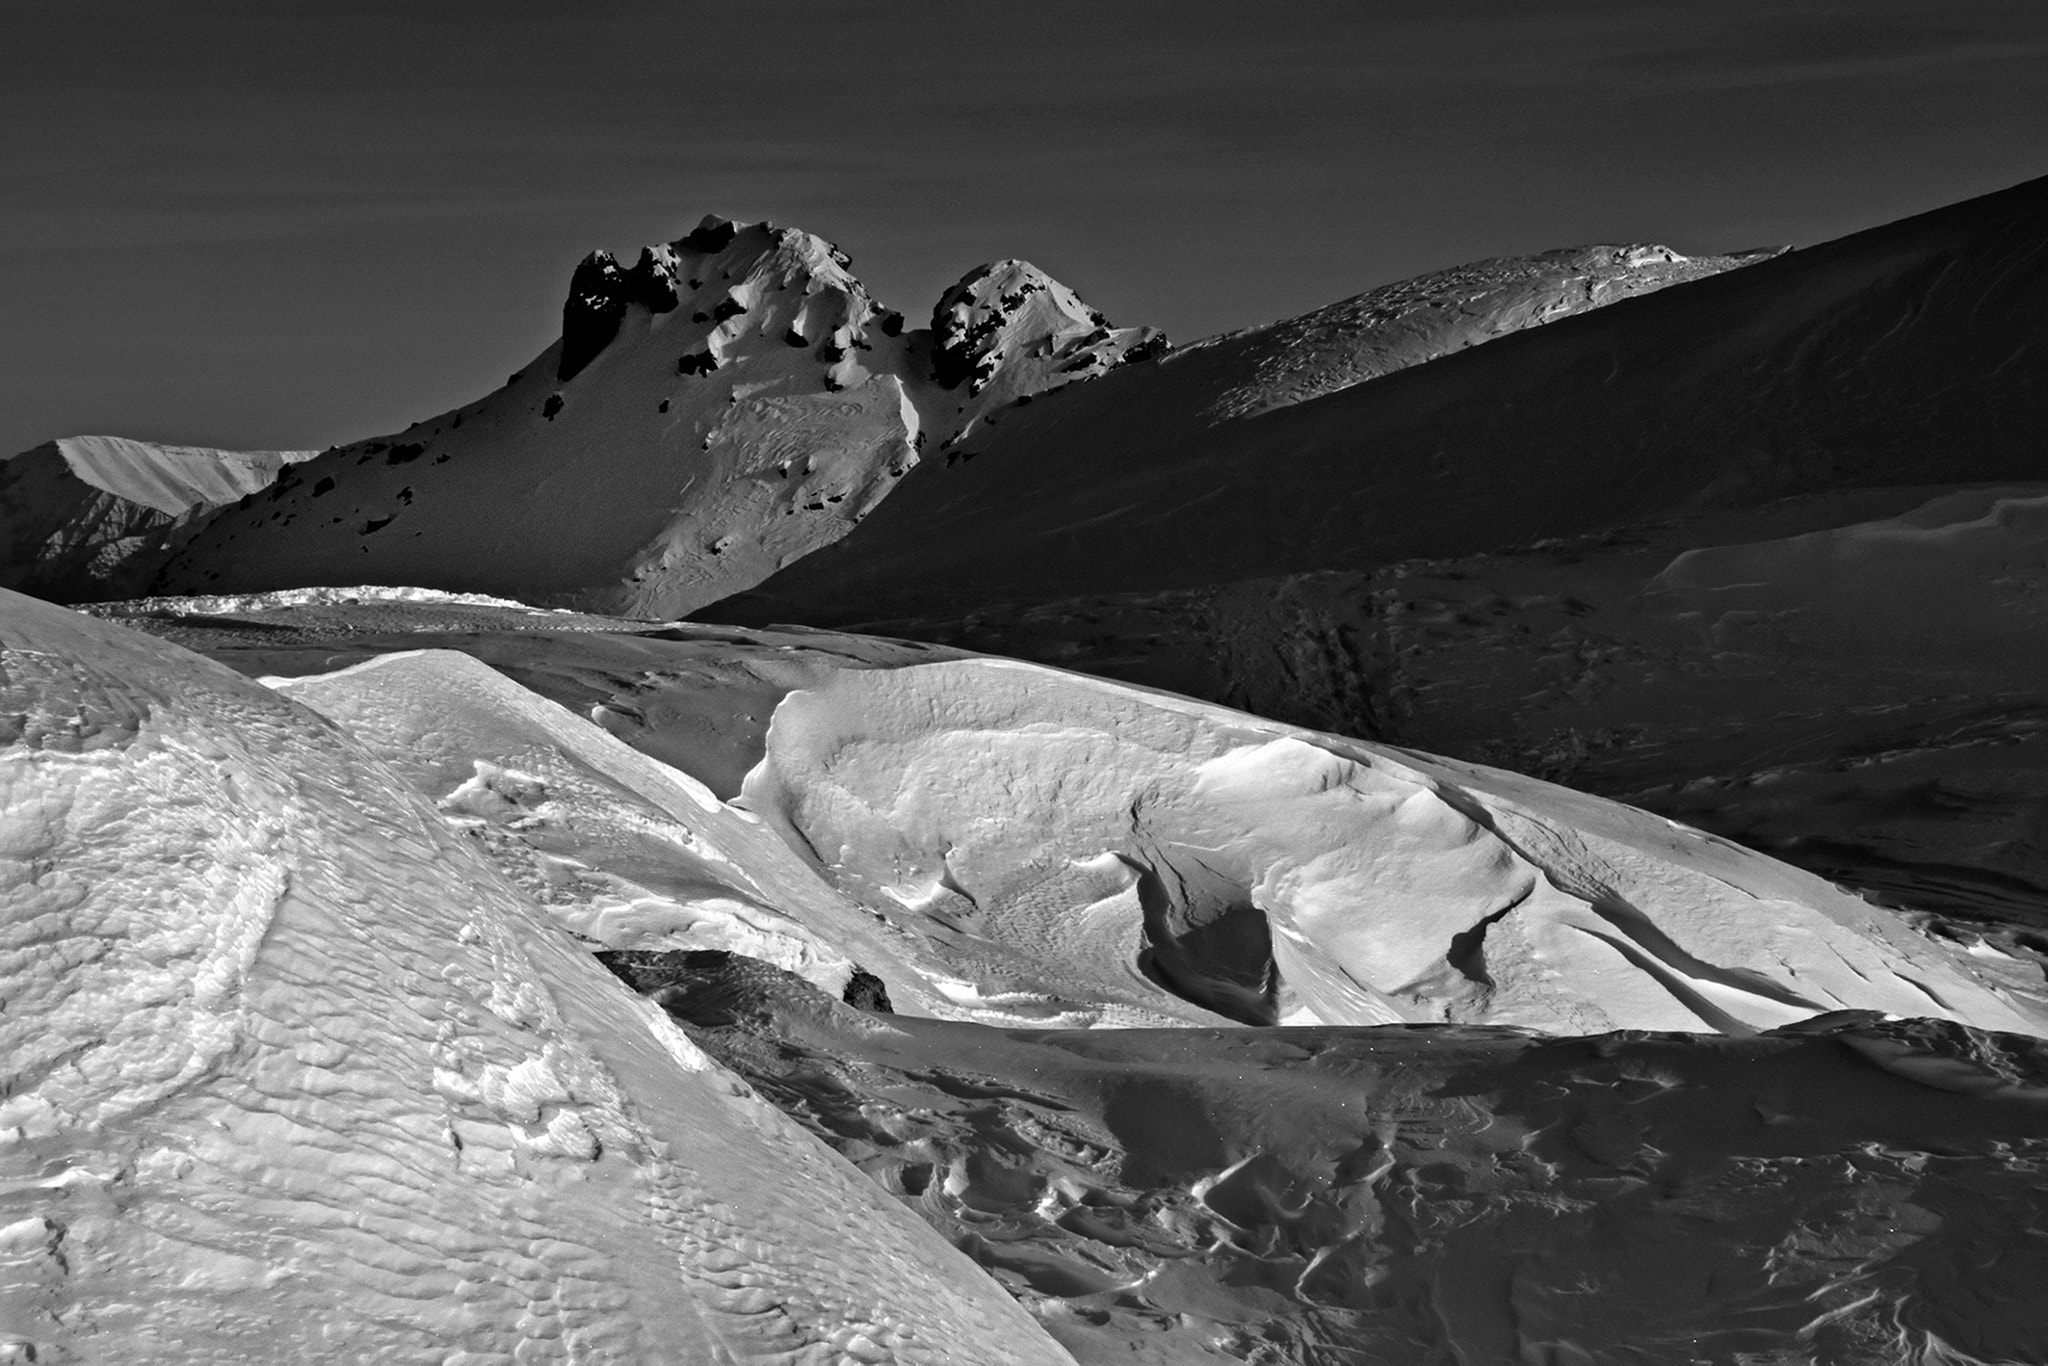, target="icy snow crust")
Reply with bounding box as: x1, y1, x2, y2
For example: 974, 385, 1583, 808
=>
0, 589, 1069, 1363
